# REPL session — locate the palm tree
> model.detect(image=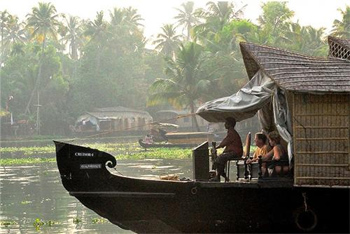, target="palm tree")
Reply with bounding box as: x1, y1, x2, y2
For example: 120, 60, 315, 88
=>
193, 2, 246, 47
4, 15, 27, 51
193, 2, 232, 40
109, 8, 124, 26
187, 3, 250, 98
24, 2, 61, 116
85, 11, 108, 42
174, 1, 200, 41
26, 2, 61, 49
1, 10, 11, 63
61, 15, 83, 60
10, 43, 25, 57
109, 7, 143, 37
153, 24, 182, 57
0, 10, 10, 41
304, 26, 327, 56
256, 1, 294, 46
124, 7, 143, 30
284, 23, 326, 56
148, 42, 210, 131
84, 11, 108, 71
205, 1, 237, 21
331, 6, 350, 39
